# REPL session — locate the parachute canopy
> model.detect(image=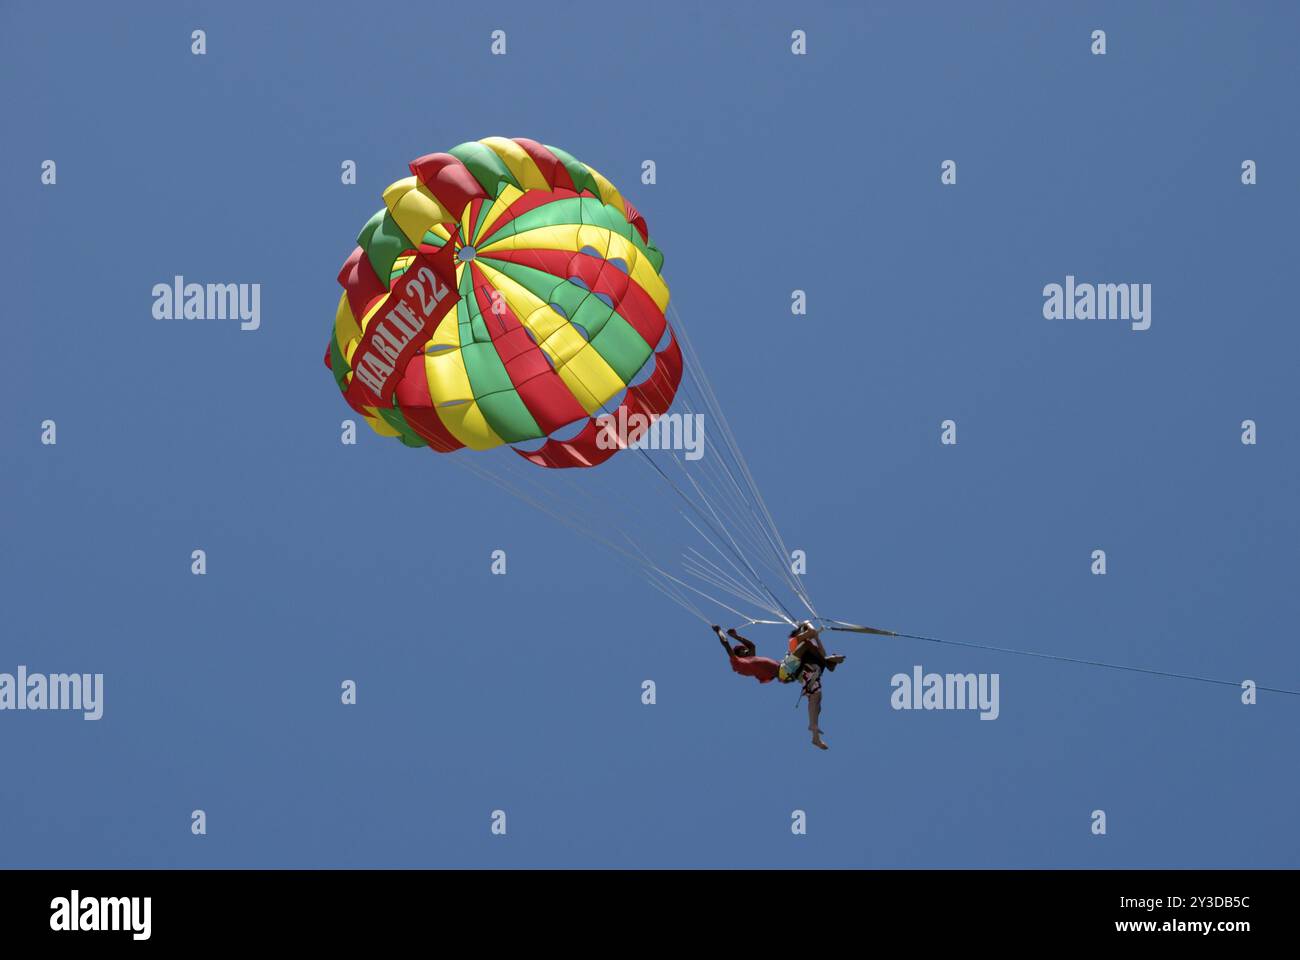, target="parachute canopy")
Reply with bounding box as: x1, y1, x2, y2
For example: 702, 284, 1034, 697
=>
326, 137, 681, 468
325, 140, 818, 630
